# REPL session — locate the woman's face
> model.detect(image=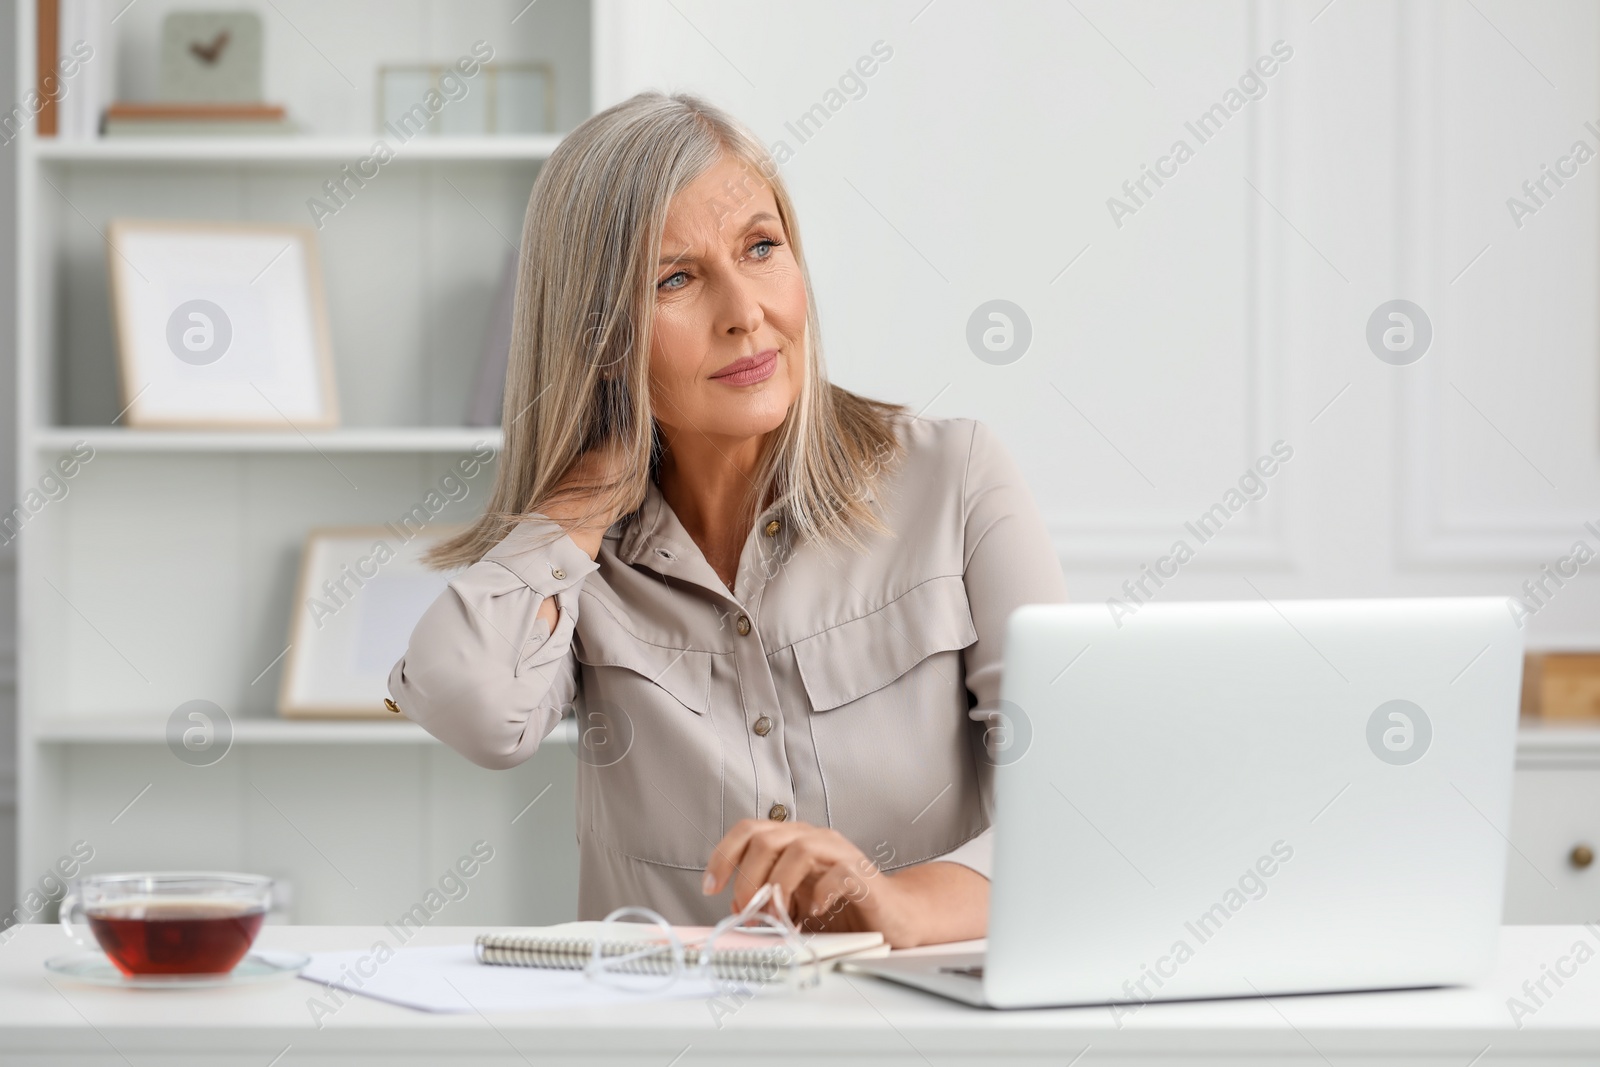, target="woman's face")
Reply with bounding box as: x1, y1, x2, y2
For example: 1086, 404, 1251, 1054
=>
648, 154, 807, 446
